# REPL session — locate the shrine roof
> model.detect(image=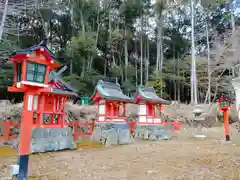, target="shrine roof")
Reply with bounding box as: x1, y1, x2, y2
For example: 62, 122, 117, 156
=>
136, 86, 170, 104
48, 71, 78, 96
11, 41, 55, 59
91, 80, 133, 102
